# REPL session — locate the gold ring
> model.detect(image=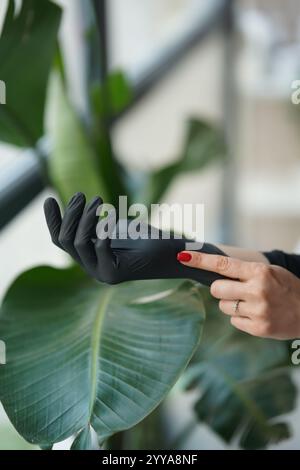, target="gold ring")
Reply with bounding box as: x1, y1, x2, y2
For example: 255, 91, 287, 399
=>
233, 299, 240, 314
